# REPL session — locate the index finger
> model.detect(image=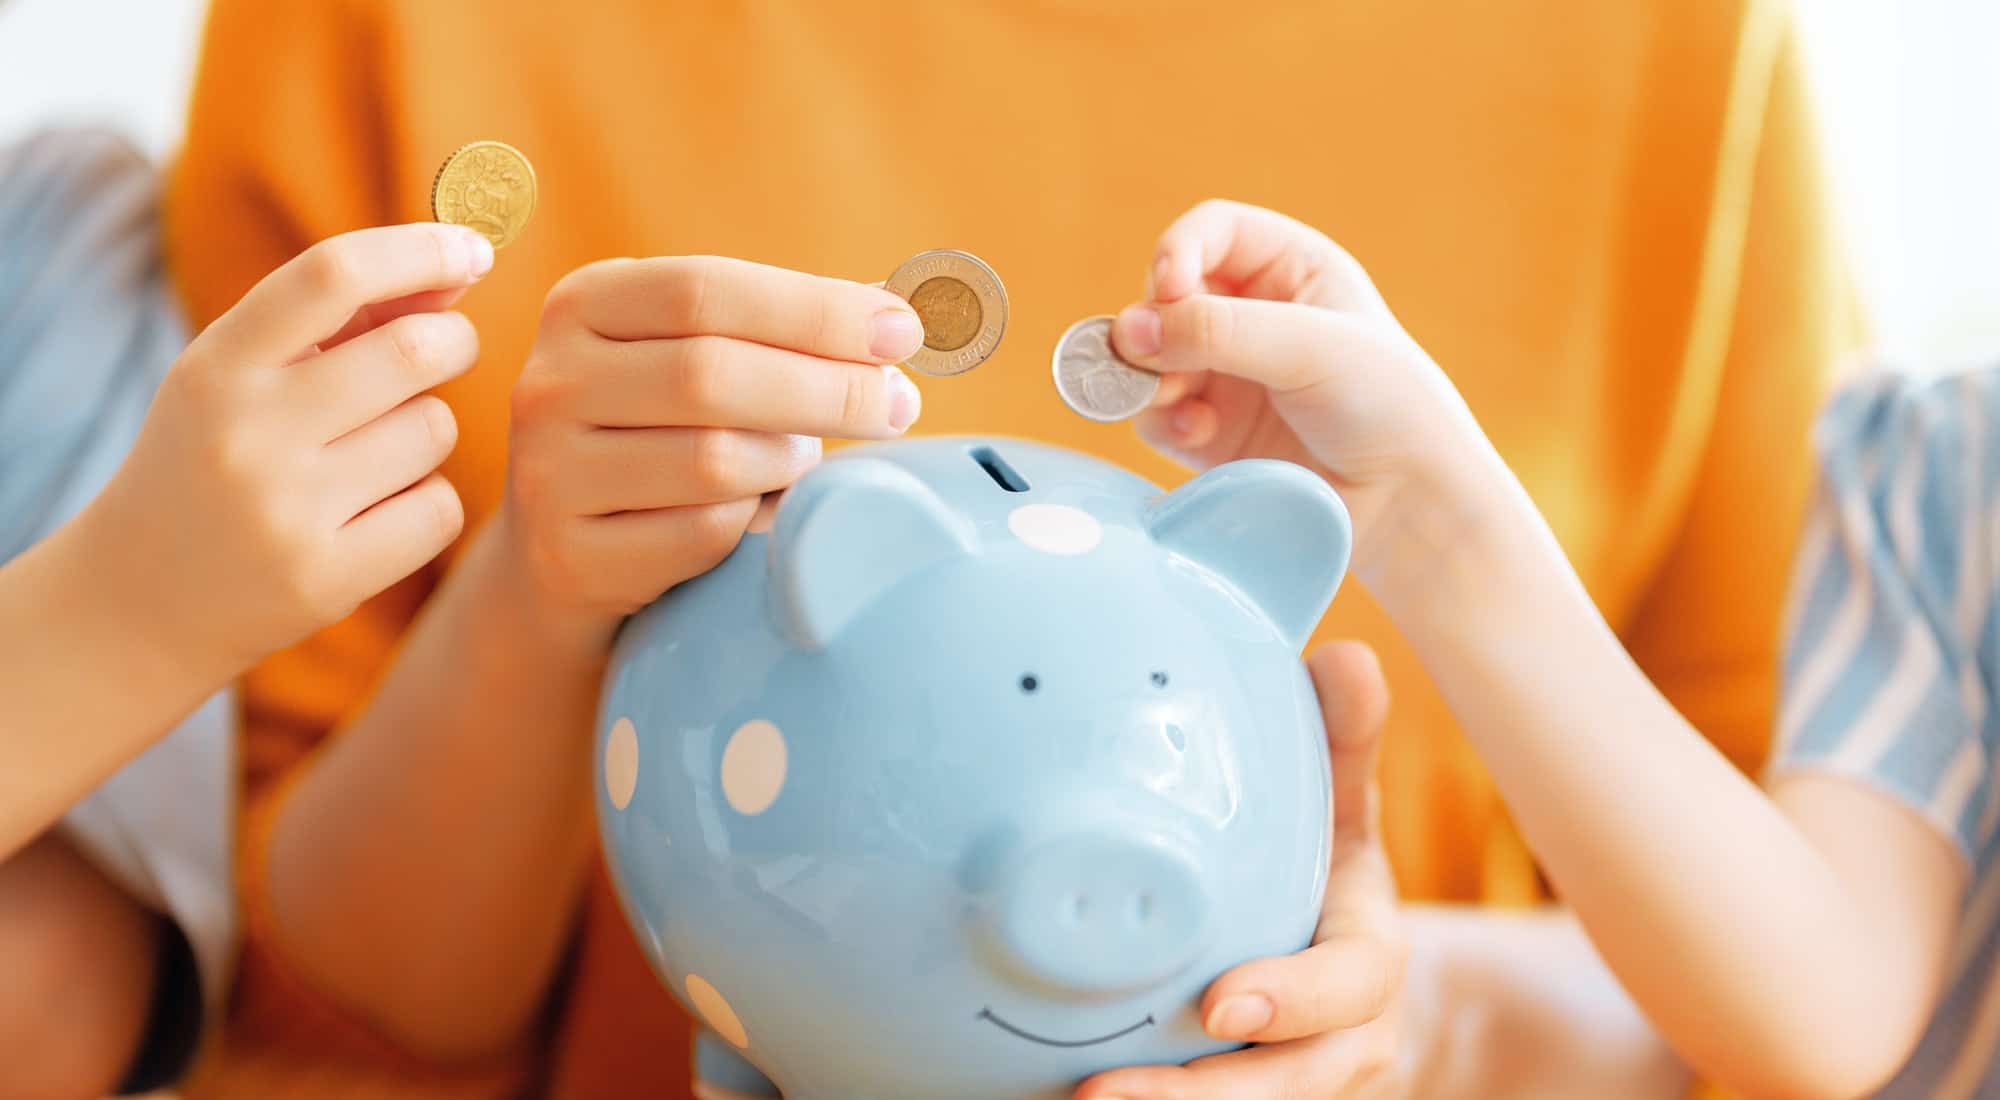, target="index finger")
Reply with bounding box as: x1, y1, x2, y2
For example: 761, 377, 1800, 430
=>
554, 255, 922, 364
1151, 199, 1389, 318
202, 223, 494, 366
